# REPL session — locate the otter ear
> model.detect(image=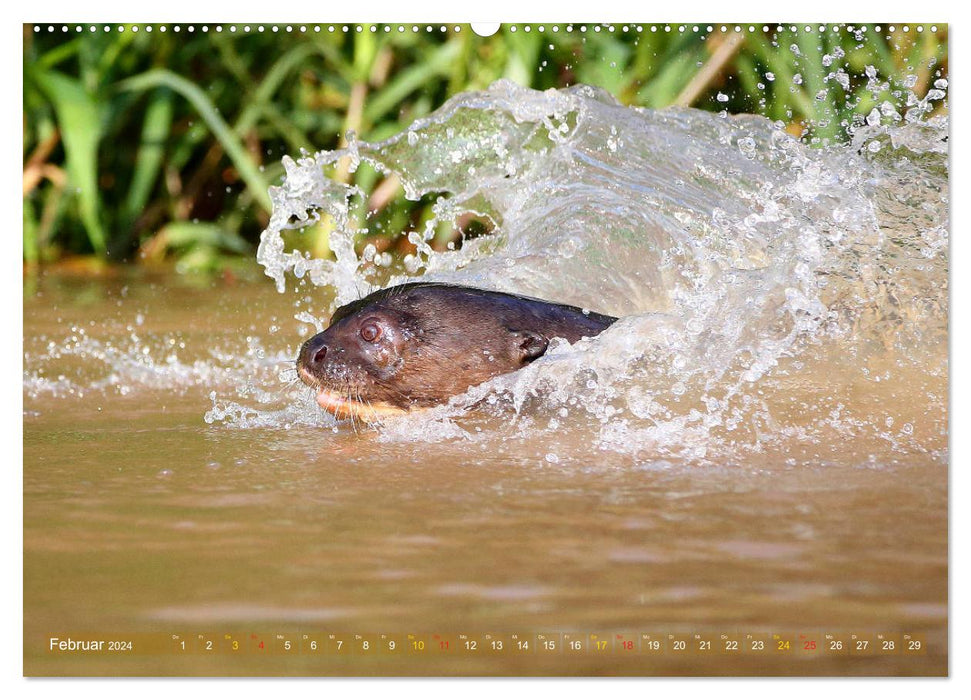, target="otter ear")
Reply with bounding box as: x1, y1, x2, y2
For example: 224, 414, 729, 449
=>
509, 329, 549, 364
